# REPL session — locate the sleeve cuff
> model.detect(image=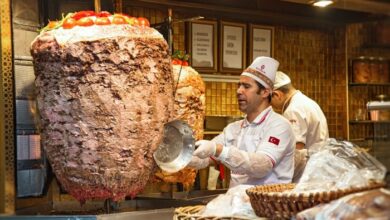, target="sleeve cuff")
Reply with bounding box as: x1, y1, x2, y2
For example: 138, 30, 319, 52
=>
216, 146, 230, 161
259, 151, 276, 167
